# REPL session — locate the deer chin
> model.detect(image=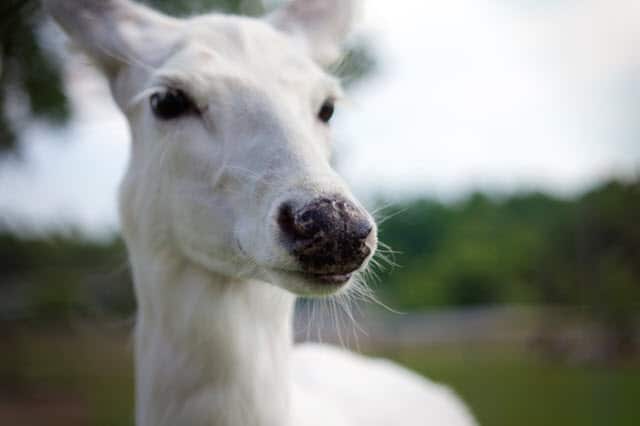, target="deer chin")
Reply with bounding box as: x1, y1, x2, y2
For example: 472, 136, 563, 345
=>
261, 267, 355, 296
